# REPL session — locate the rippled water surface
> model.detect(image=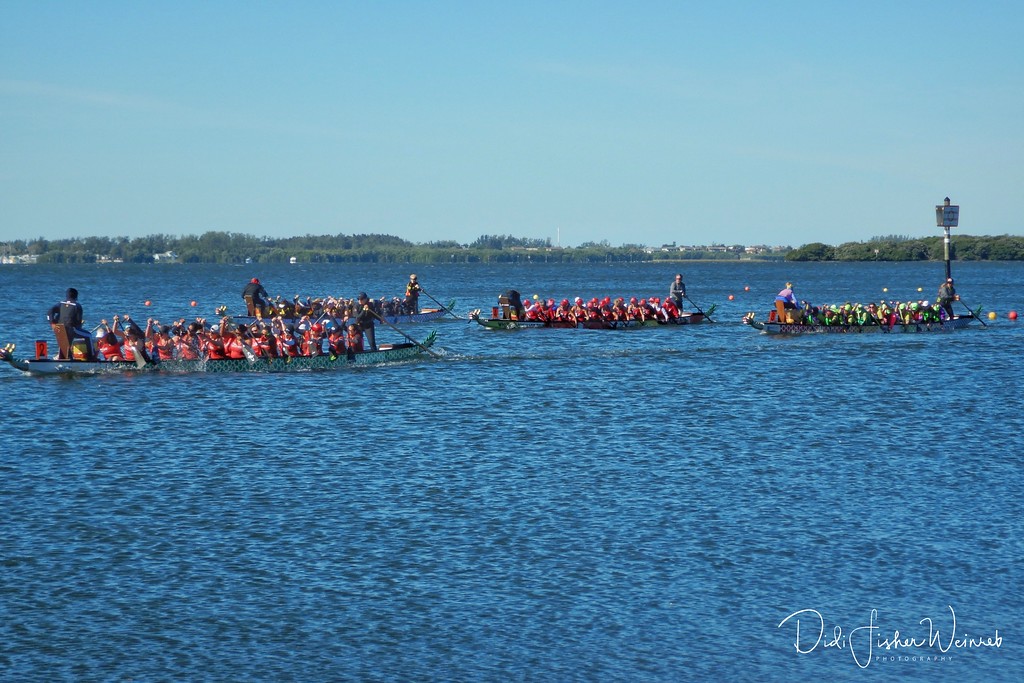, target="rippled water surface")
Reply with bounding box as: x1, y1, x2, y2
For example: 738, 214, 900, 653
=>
1, 261, 1022, 681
